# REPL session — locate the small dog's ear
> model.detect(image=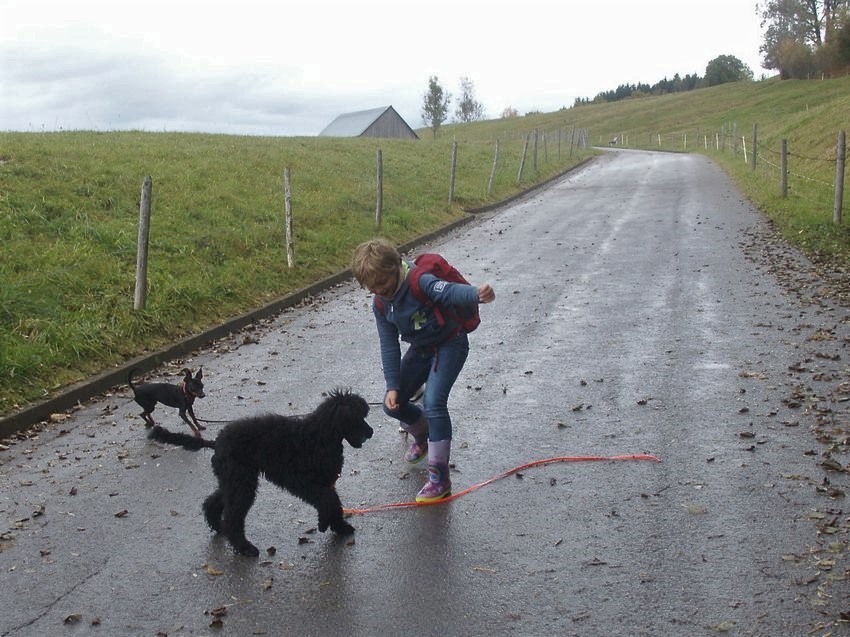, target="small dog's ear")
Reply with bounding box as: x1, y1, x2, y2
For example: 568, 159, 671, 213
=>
195, 368, 203, 380
183, 369, 192, 382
